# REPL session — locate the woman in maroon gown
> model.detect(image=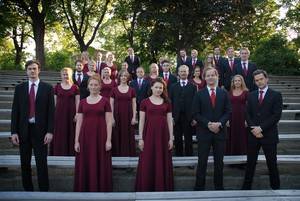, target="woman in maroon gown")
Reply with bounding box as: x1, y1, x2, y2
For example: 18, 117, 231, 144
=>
190, 66, 206, 91
145, 63, 159, 84
51, 68, 80, 156
74, 74, 113, 192
100, 67, 117, 98
136, 77, 174, 192
226, 75, 249, 156
100, 52, 118, 81
110, 69, 137, 156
